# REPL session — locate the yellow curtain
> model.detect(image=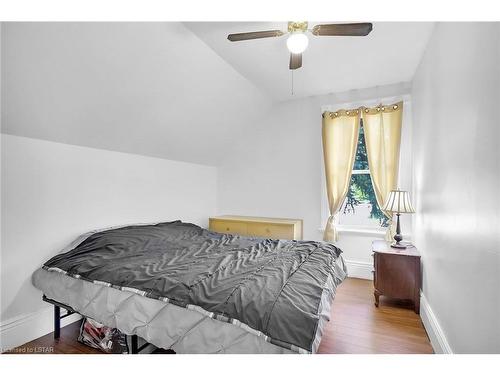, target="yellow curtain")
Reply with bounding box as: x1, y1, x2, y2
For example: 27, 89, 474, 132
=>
361, 101, 403, 241
322, 109, 360, 242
